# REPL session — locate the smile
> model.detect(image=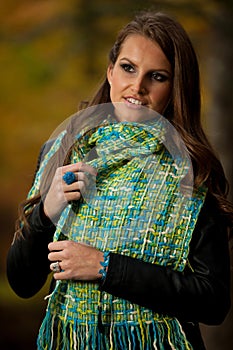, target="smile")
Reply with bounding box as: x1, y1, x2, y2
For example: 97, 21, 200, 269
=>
126, 97, 143, 106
